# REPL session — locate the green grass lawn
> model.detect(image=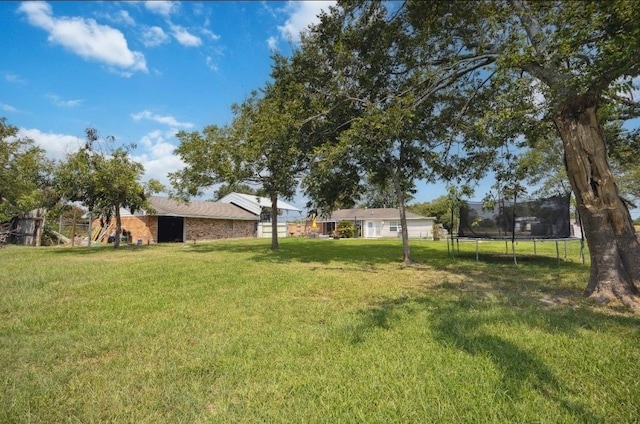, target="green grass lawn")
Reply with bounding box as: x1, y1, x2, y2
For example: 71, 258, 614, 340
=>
1, 238, 639, 423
